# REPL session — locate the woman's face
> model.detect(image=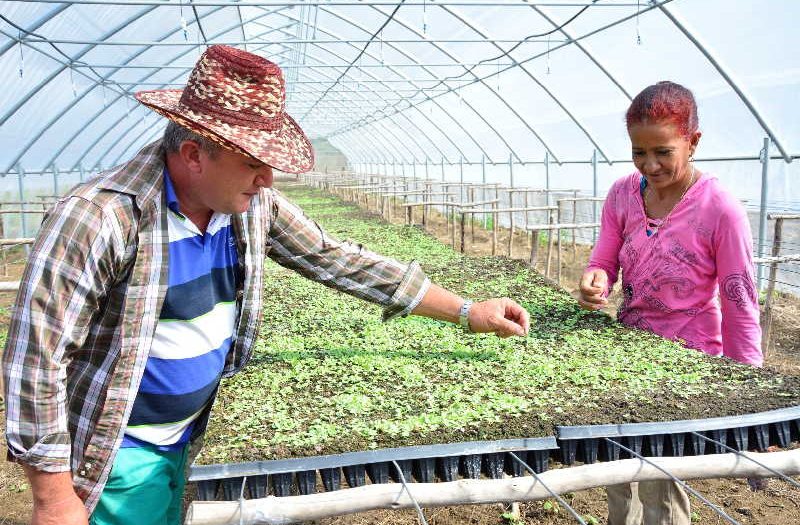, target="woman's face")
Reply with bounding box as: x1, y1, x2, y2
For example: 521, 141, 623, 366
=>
628, 121, 701, 192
